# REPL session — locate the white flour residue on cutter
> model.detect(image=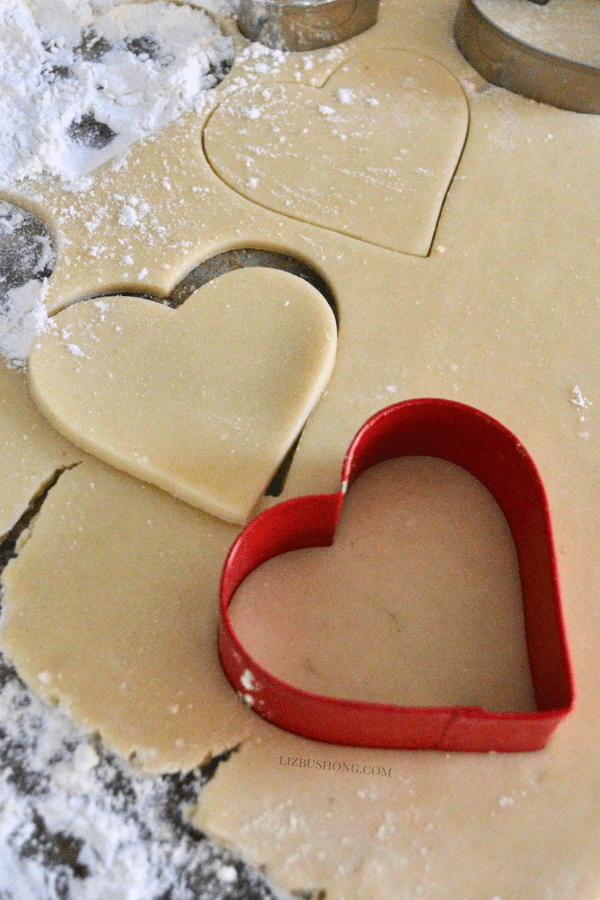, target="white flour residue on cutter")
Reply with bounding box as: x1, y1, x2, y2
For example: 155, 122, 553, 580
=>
0, 0, 236, 186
